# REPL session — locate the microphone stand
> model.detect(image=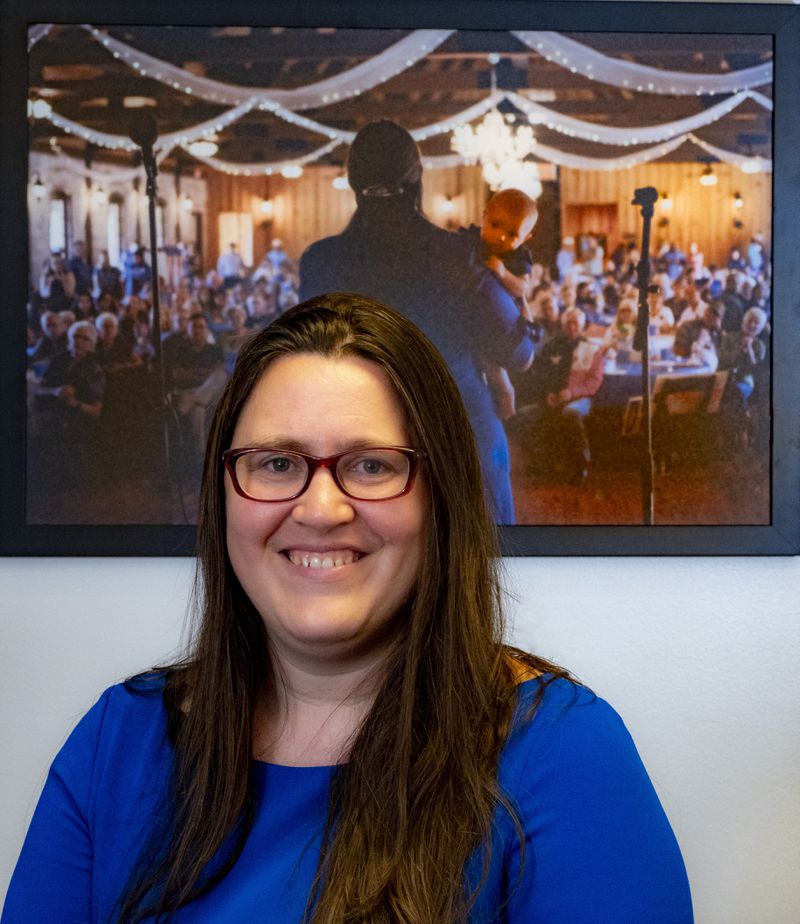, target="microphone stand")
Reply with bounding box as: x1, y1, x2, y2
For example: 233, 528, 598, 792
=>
138, 146, 173, 509
631, 186, 658, 526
